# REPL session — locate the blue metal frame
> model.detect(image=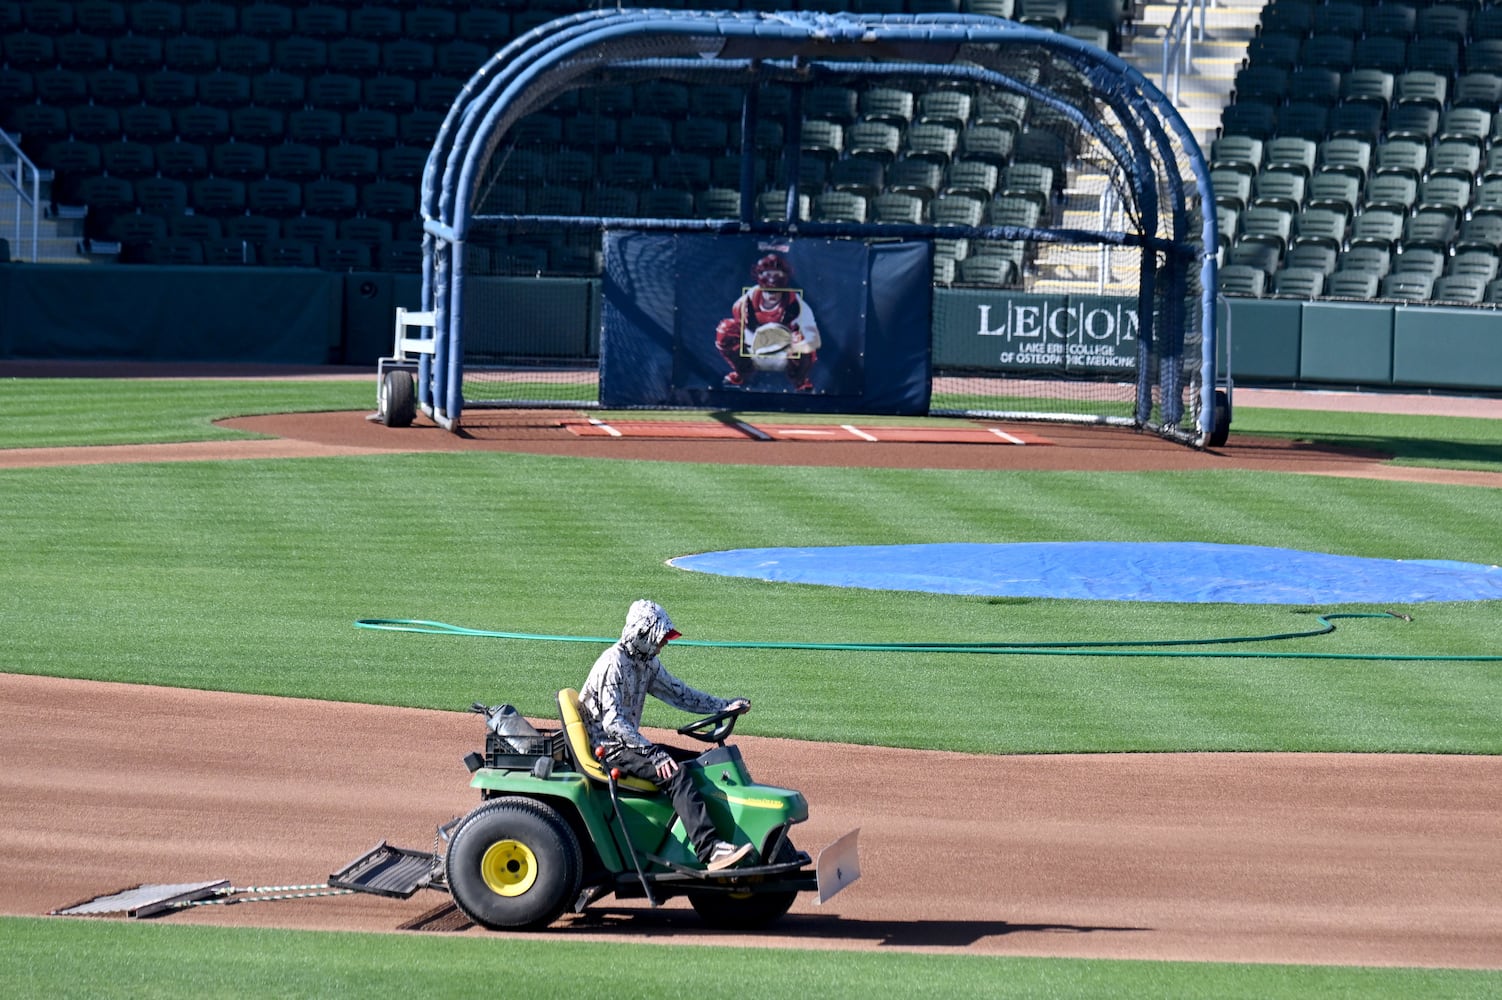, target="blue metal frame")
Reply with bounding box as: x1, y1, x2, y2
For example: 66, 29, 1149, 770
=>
408, 10, 1219, 441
